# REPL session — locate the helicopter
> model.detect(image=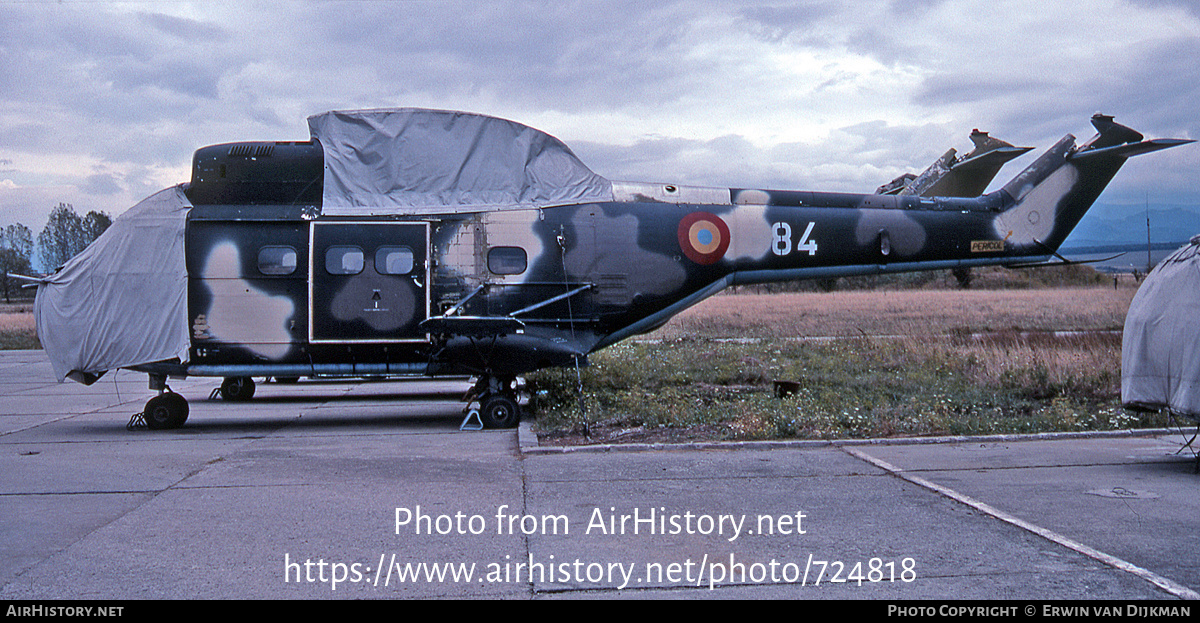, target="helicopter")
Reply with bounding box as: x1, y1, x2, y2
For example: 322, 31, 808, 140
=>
26, 109, 1192, 429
